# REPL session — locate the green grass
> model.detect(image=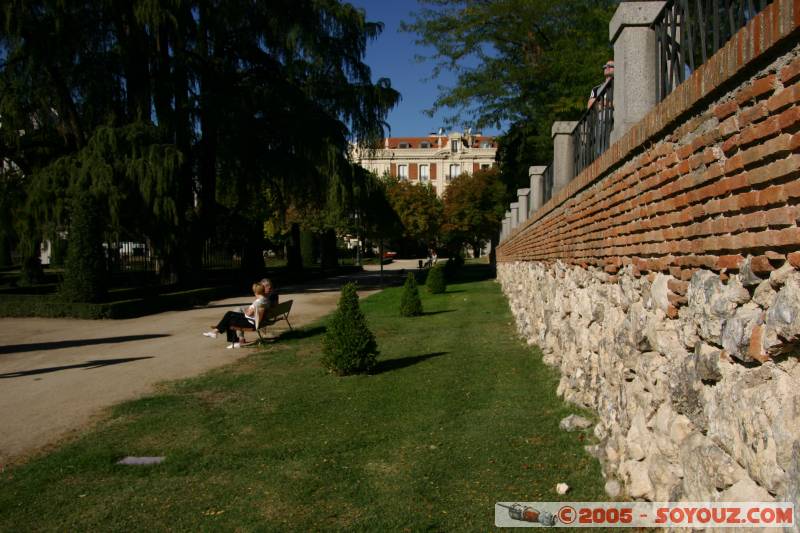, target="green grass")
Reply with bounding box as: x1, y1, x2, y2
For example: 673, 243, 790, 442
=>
0, 265, 604, 531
